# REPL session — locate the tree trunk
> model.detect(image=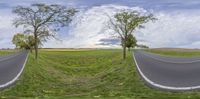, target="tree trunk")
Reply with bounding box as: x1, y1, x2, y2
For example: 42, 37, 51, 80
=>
35, 38, 38, 60
34, 31, 38, 60
123, 45, 126, 60
123, 34, 128, 60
